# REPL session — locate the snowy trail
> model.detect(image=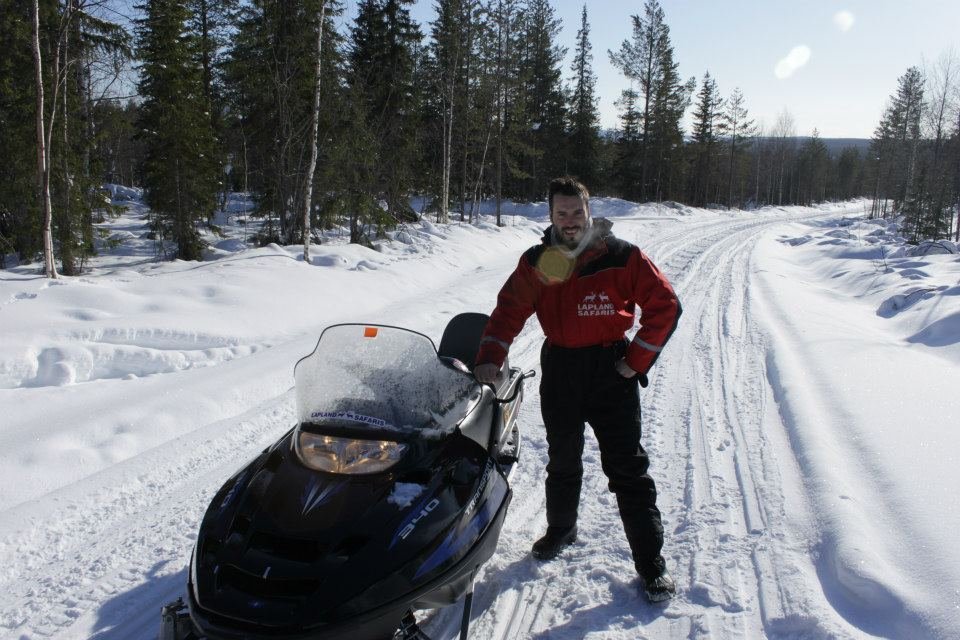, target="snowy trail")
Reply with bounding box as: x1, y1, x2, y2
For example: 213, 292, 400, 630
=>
640, 212, 834, 639
3, 201, 944, 640
0, 236, 534, 640
429, 208, 867, 640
